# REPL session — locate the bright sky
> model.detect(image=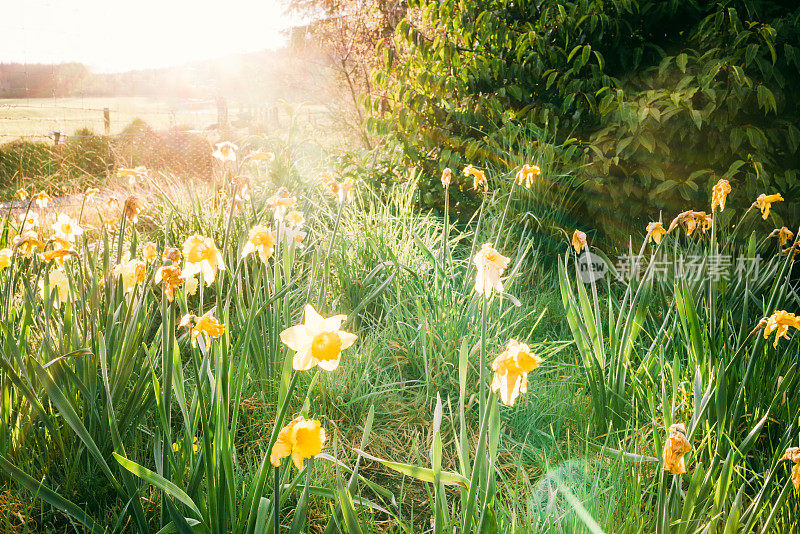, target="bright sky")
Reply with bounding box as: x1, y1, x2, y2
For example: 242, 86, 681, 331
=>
0, 1, 298, 72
